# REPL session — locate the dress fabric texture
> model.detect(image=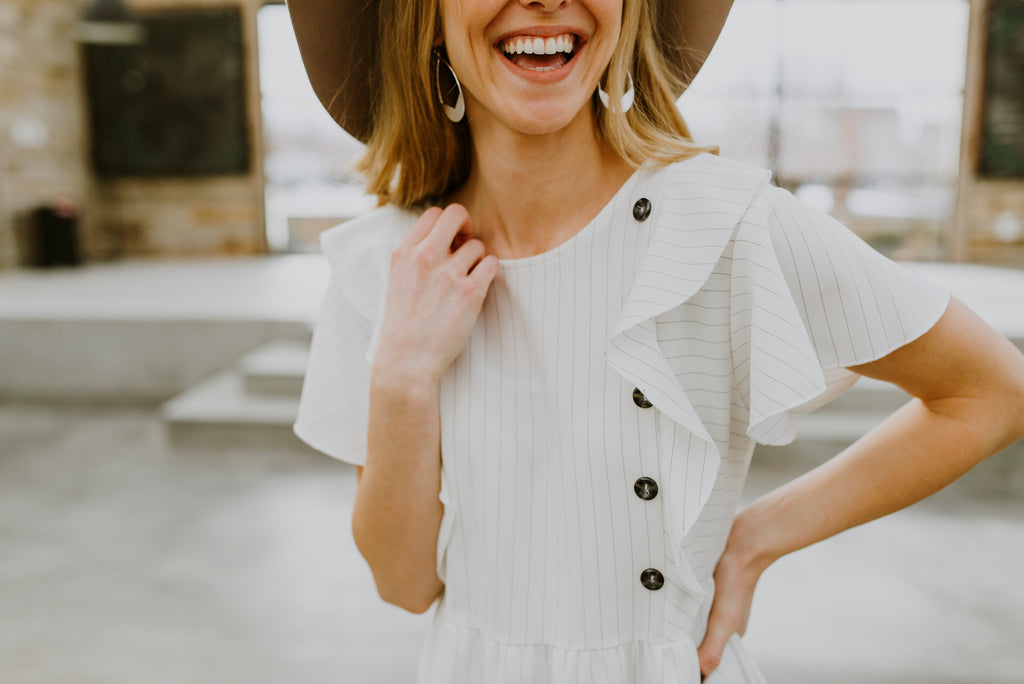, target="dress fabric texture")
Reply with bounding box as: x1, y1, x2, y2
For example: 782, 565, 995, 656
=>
293, 153, 950, 684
